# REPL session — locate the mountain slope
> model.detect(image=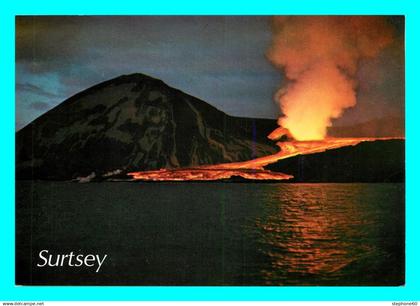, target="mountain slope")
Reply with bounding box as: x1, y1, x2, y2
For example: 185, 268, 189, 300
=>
265, 139, 404, 182
16, 73, 278, 180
